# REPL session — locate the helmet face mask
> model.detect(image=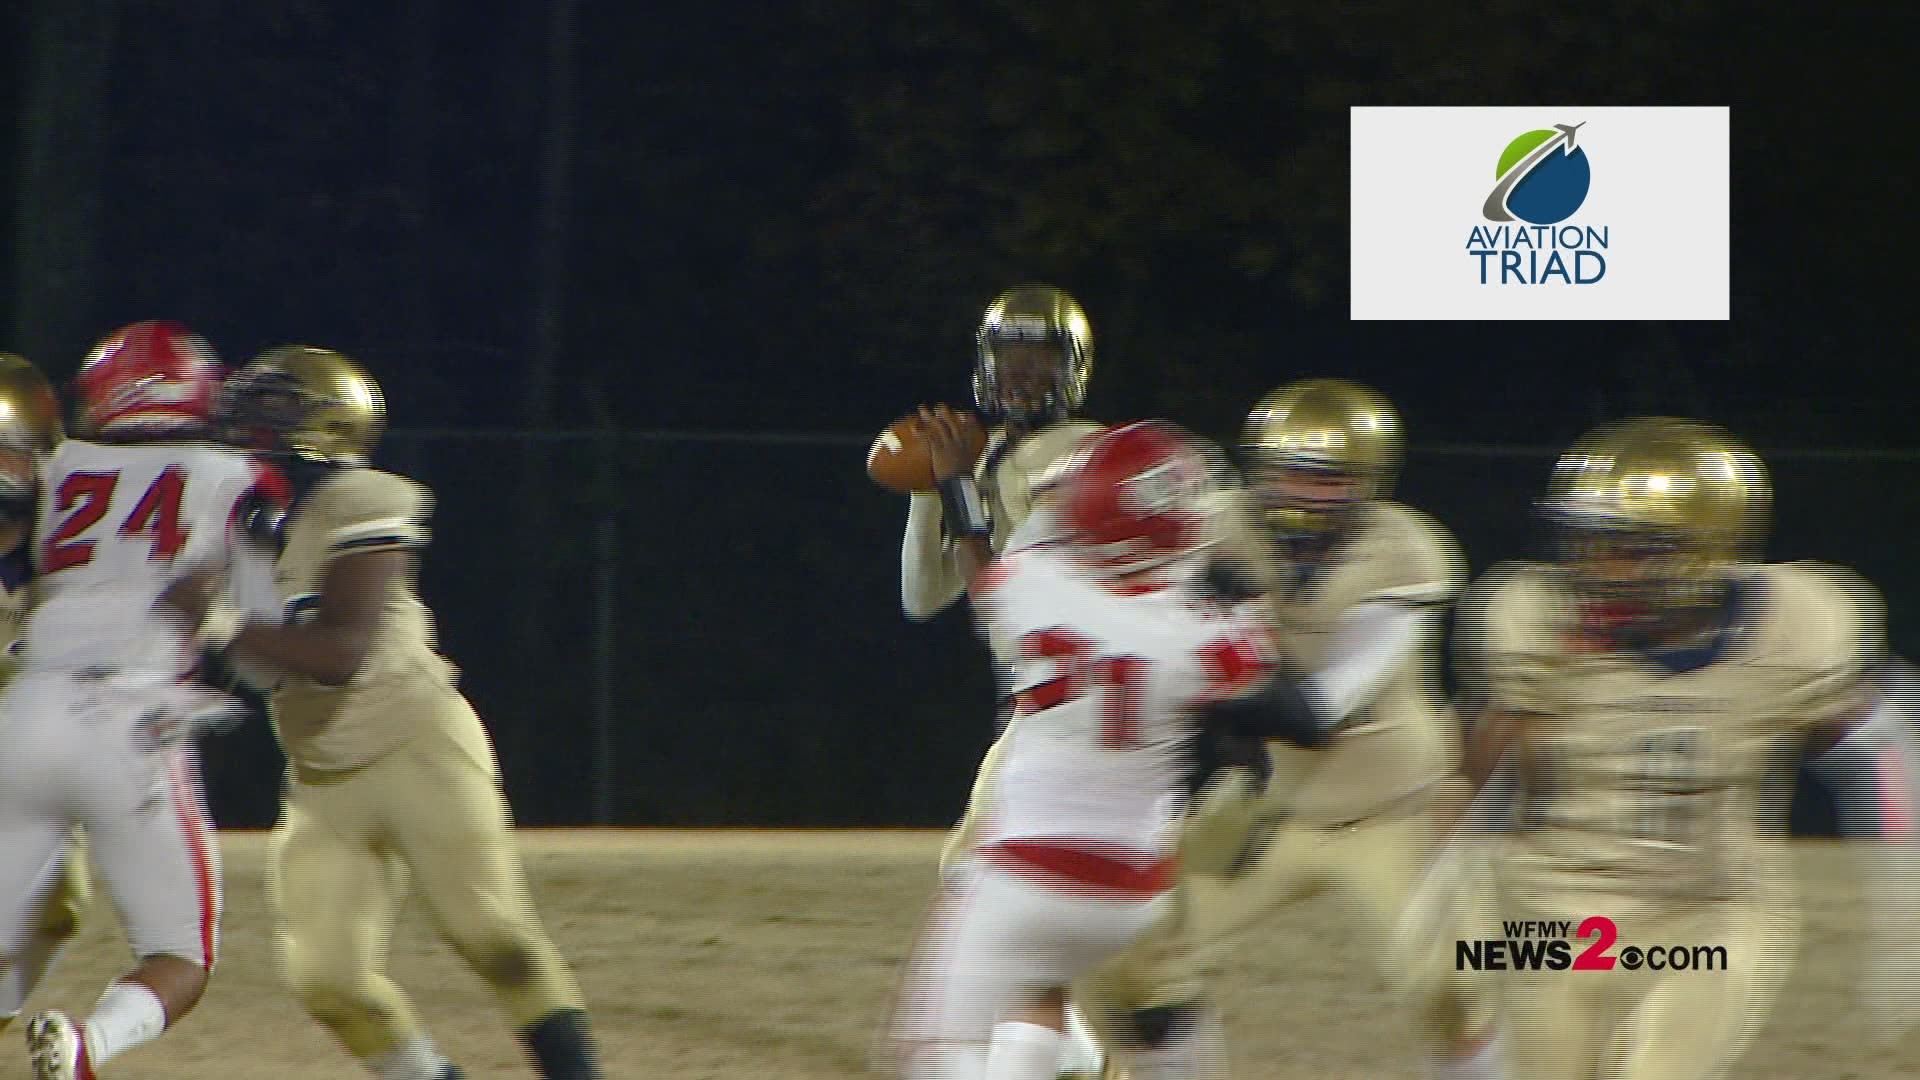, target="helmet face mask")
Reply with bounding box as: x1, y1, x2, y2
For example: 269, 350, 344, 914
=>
219, 347, 385, 464
1241, 379, 1401, 542
219, 368, 323, 453
973, 285, 1092, 430
1550, 519, 1705, 635
1248, 456, 1365, 539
